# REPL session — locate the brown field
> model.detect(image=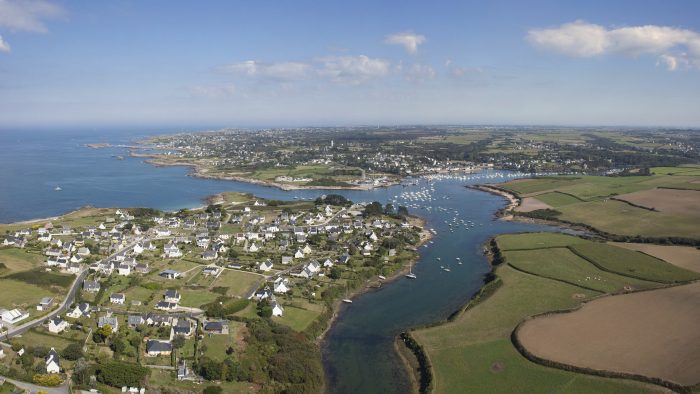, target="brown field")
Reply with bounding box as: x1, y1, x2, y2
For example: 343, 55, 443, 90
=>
615, 188, 700, 217
514, 197, 552, 212
517, 282, 700, 386
610, 242, 700, 273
